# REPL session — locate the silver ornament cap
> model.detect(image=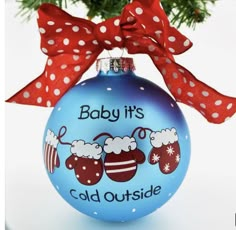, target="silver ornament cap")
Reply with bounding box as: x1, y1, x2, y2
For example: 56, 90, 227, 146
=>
96, 57, 135, 73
